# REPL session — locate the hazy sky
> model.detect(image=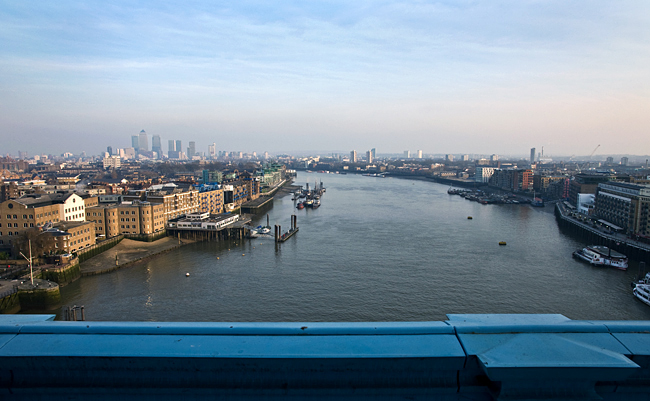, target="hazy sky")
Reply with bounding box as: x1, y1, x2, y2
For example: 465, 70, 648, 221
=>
1, 1, 649, 157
